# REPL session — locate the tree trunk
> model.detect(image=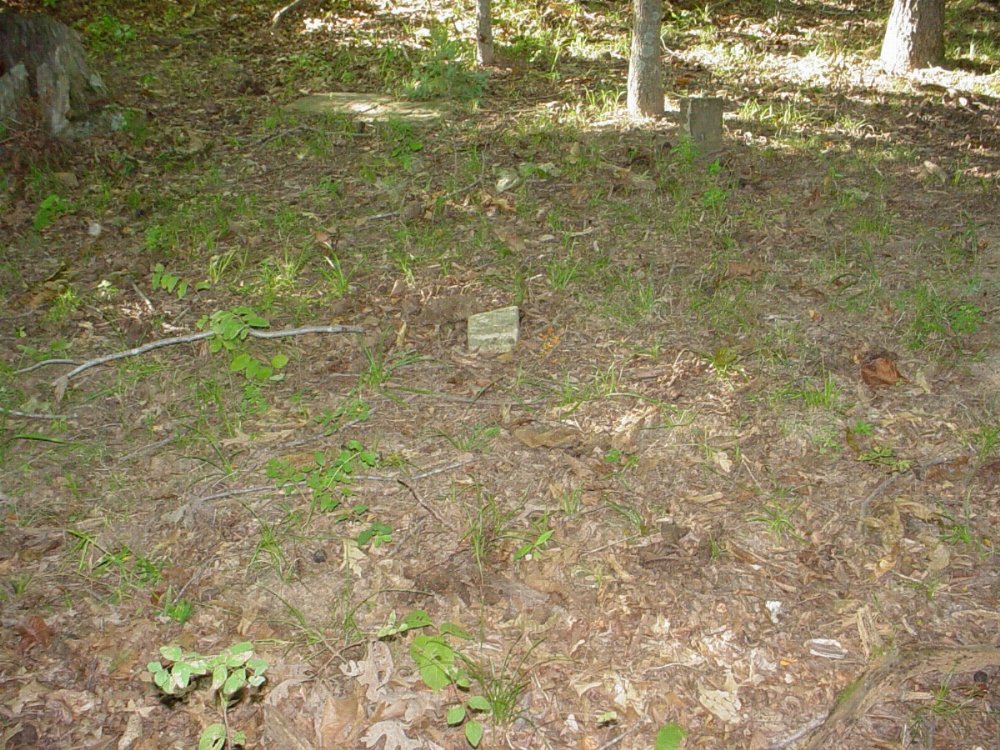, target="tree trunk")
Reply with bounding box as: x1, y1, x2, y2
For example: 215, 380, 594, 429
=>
476, 0, 494, 66
0, 12, 106, 137
627, 0, 663, 118
879, 0, 945, 73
